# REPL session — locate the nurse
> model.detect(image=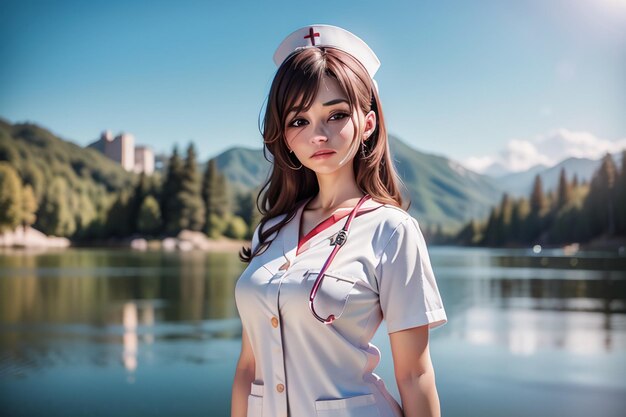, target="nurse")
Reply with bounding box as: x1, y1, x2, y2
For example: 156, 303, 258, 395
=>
231, 24, 448, 417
